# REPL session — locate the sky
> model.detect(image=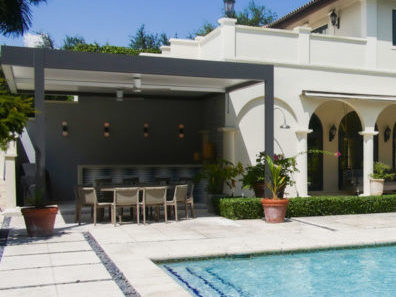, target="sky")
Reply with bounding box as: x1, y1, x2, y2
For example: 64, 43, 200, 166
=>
0, 0, 310, 48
